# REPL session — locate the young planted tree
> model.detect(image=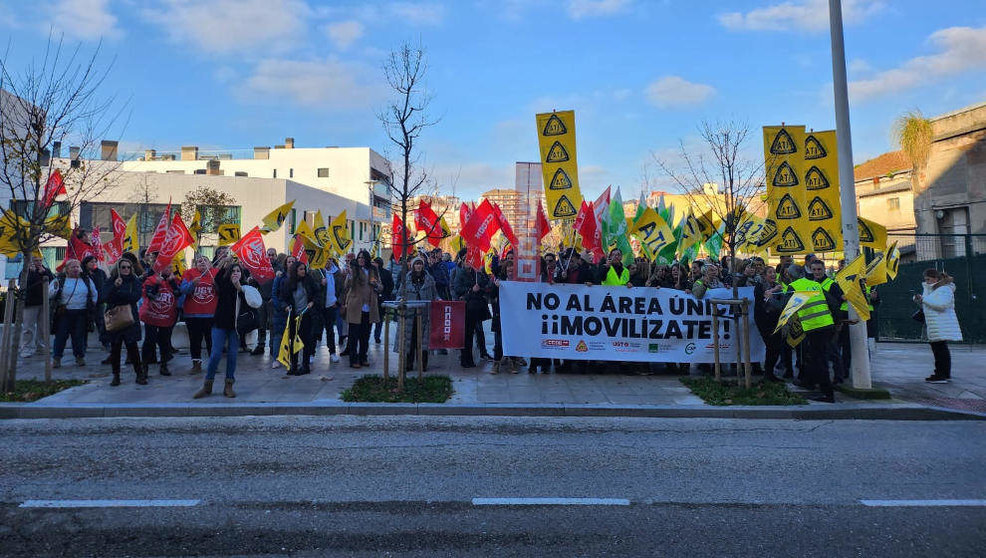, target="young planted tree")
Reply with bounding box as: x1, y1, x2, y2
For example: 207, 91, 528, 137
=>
181, 185, 237, 248
0, 38, 126, 390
